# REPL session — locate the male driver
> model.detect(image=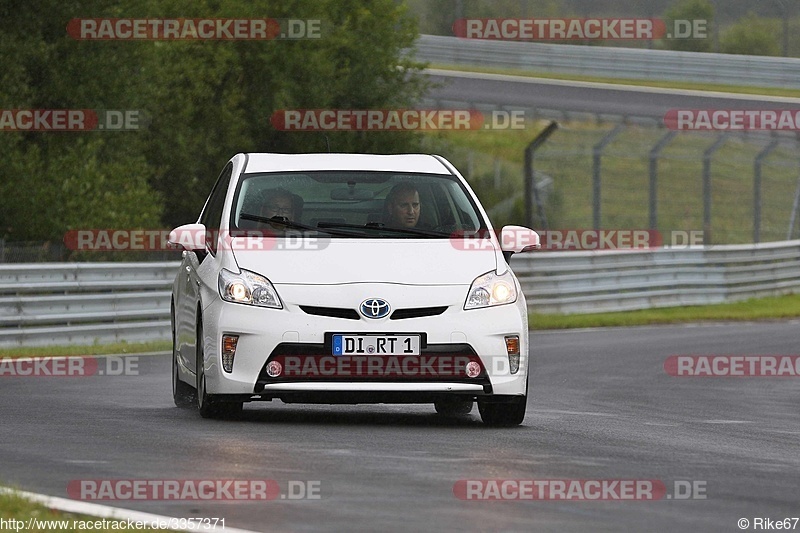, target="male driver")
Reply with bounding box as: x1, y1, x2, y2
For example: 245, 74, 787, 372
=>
385, 183, 420, 228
